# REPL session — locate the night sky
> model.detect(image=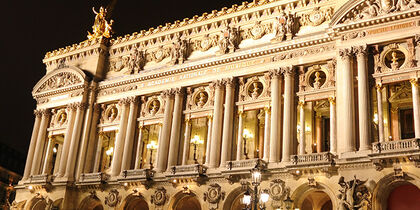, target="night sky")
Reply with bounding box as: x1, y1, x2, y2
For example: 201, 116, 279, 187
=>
1, 1, 245, 169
